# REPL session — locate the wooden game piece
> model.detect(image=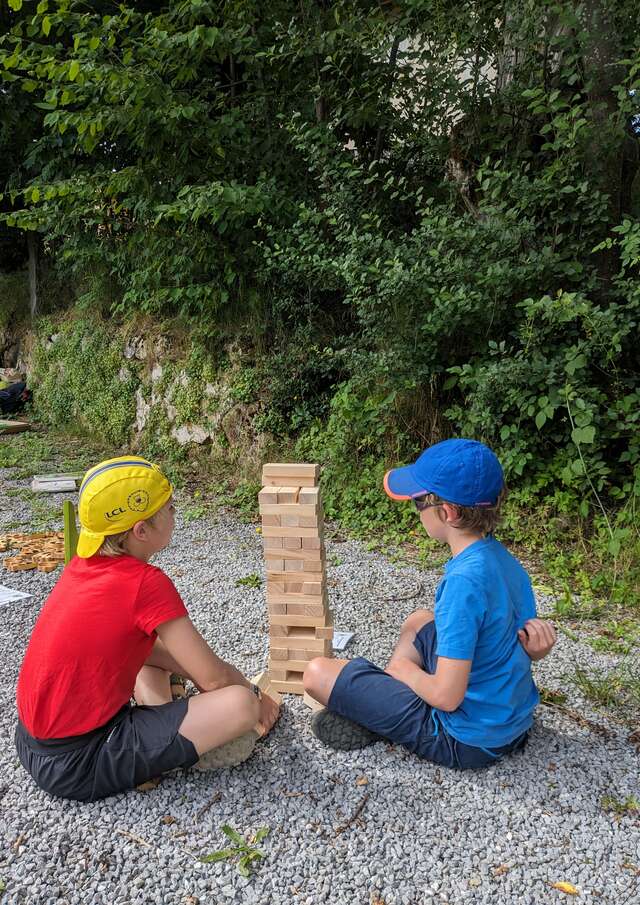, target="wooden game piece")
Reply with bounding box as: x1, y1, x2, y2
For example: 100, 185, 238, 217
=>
281, 515, 300, 528
283, 537, 302, 550
263, 464, 320, 480
268, 658, 314, 673
277, 487, 299, 504
270, 613, 329, 628
269, 677, 305, 694
303, 691, 326, 713
259, 504, 318, 516
258, 488, 280, 505
301, 536, 321, 549
261, 515, 281, 527
262, 526, 319, 538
